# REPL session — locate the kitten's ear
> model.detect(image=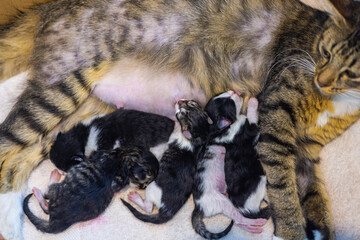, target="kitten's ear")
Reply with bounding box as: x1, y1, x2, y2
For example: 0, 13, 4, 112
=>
182, 130, 192, 139
218, 118, 231, 129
